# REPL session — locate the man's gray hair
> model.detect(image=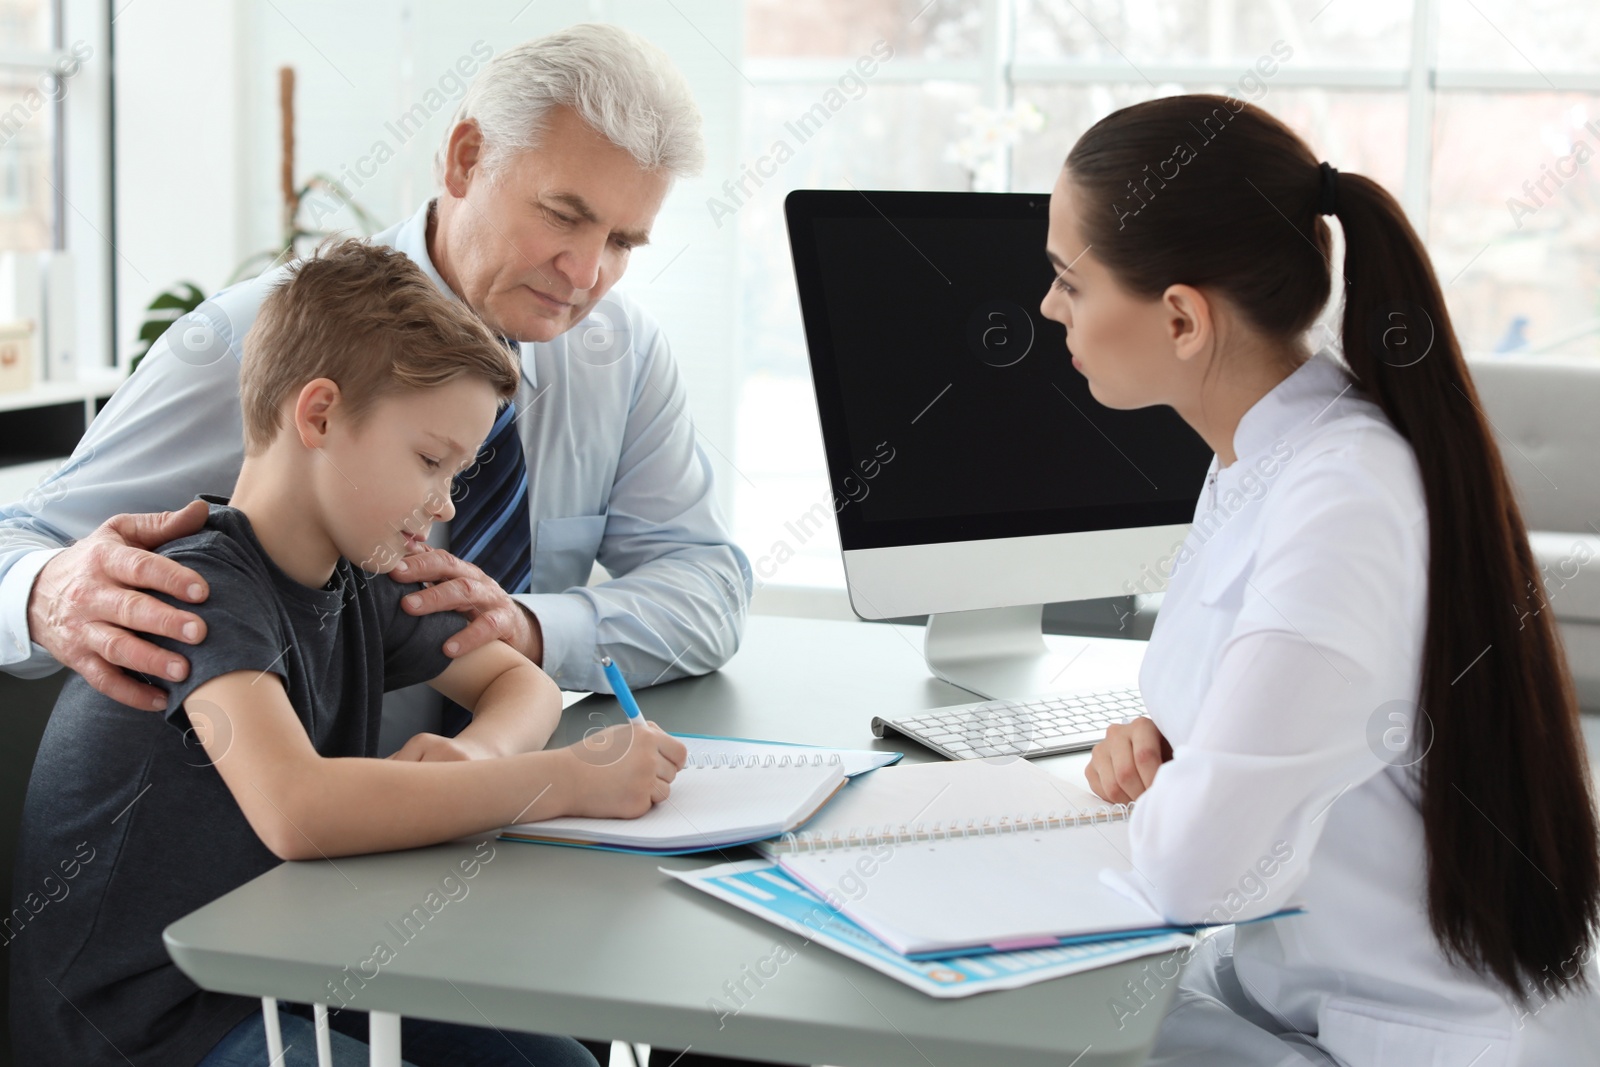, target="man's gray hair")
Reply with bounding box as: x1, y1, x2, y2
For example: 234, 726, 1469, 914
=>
435, 23, 705, 185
